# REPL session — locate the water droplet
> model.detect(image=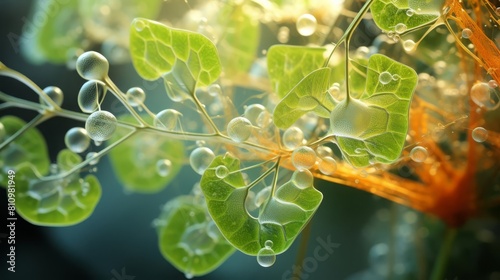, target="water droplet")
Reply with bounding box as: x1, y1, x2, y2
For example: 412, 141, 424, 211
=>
257, 246, 276, 267
86, 152, 99, 165
215, 165, 229, 179
134, 19, 146, 32
78, 80, 107, 113
277, 26, 290, 43
244, 104, 266, 126
156, 159, 172, 177
255, 186, 271, 208
227, 117, 252, 142
40, 86, 64, 107
318, 156, 337, 175
472, 127, 488, 143
316, 145, 333, 158
208, 84, 222, 96
154, 109, 181, 131
265, 240, 273, 248
394, 23, 407, 34
296, 14, 317, 36
282, 127, 304, 149
471, 82, 500, 110
406, 9, 414, 16
65, 127, 91, 153
292, 146, 316, 171
126, 87, 145, 107
410, 146, 428, 162
292, 169, 313, 189
488, 80, 498, 88
379, 71, 393, 85
190, 147, 215, 175
85, 110, 117, 141
461, 28, 472, 39
403, 39, 416, 51
76, 51, 109, 81
392, 74, 401, 81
